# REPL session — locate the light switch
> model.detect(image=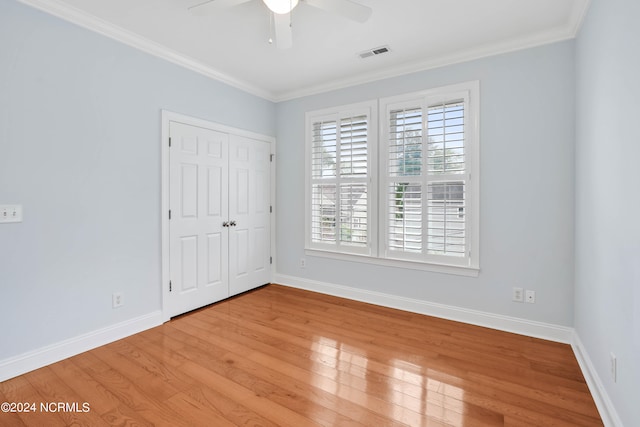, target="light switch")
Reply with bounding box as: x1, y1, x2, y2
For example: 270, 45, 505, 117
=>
0, 205, 23, 223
